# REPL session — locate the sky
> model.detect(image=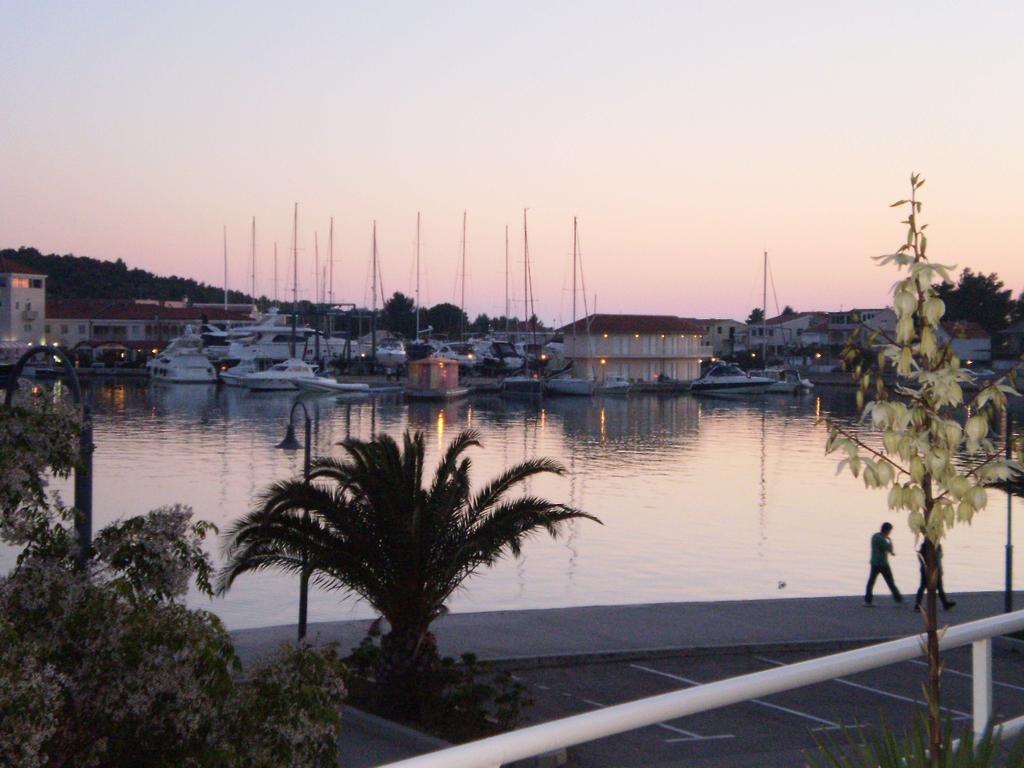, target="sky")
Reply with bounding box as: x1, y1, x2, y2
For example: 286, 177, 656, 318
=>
1, 1, 1022, 324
